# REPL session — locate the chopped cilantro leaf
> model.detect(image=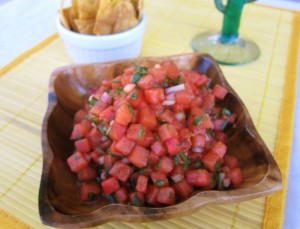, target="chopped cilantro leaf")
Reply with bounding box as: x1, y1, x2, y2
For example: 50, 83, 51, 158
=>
89, 97, 98, 107
193, 116, 203, 126
137, 125, 144, 139
88, 192, 97, 201
154, 180, 165, 187
221, 118, 230, 130
133, 194, 142, 207
115, 87, 123, 94
127, 103, 134, 115
154, 133, 160, 140
222, 108, 231, 116
130, 91, 137, 100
